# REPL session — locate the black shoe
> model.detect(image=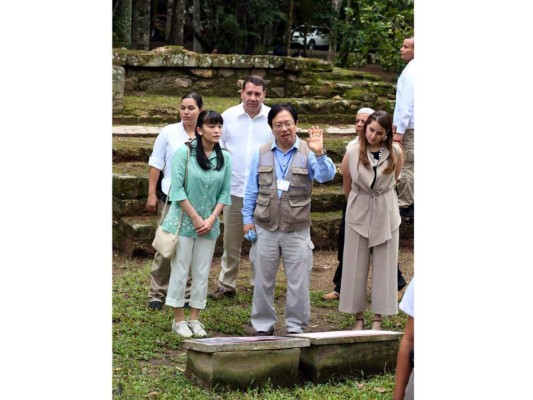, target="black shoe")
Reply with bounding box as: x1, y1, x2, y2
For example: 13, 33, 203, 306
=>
397, 266, 407, 291
209, 287, 236, 300
184, 301, 190, 309
400, 204, 414, 218
149, 301, 163, 311
254, 329, 274, 336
